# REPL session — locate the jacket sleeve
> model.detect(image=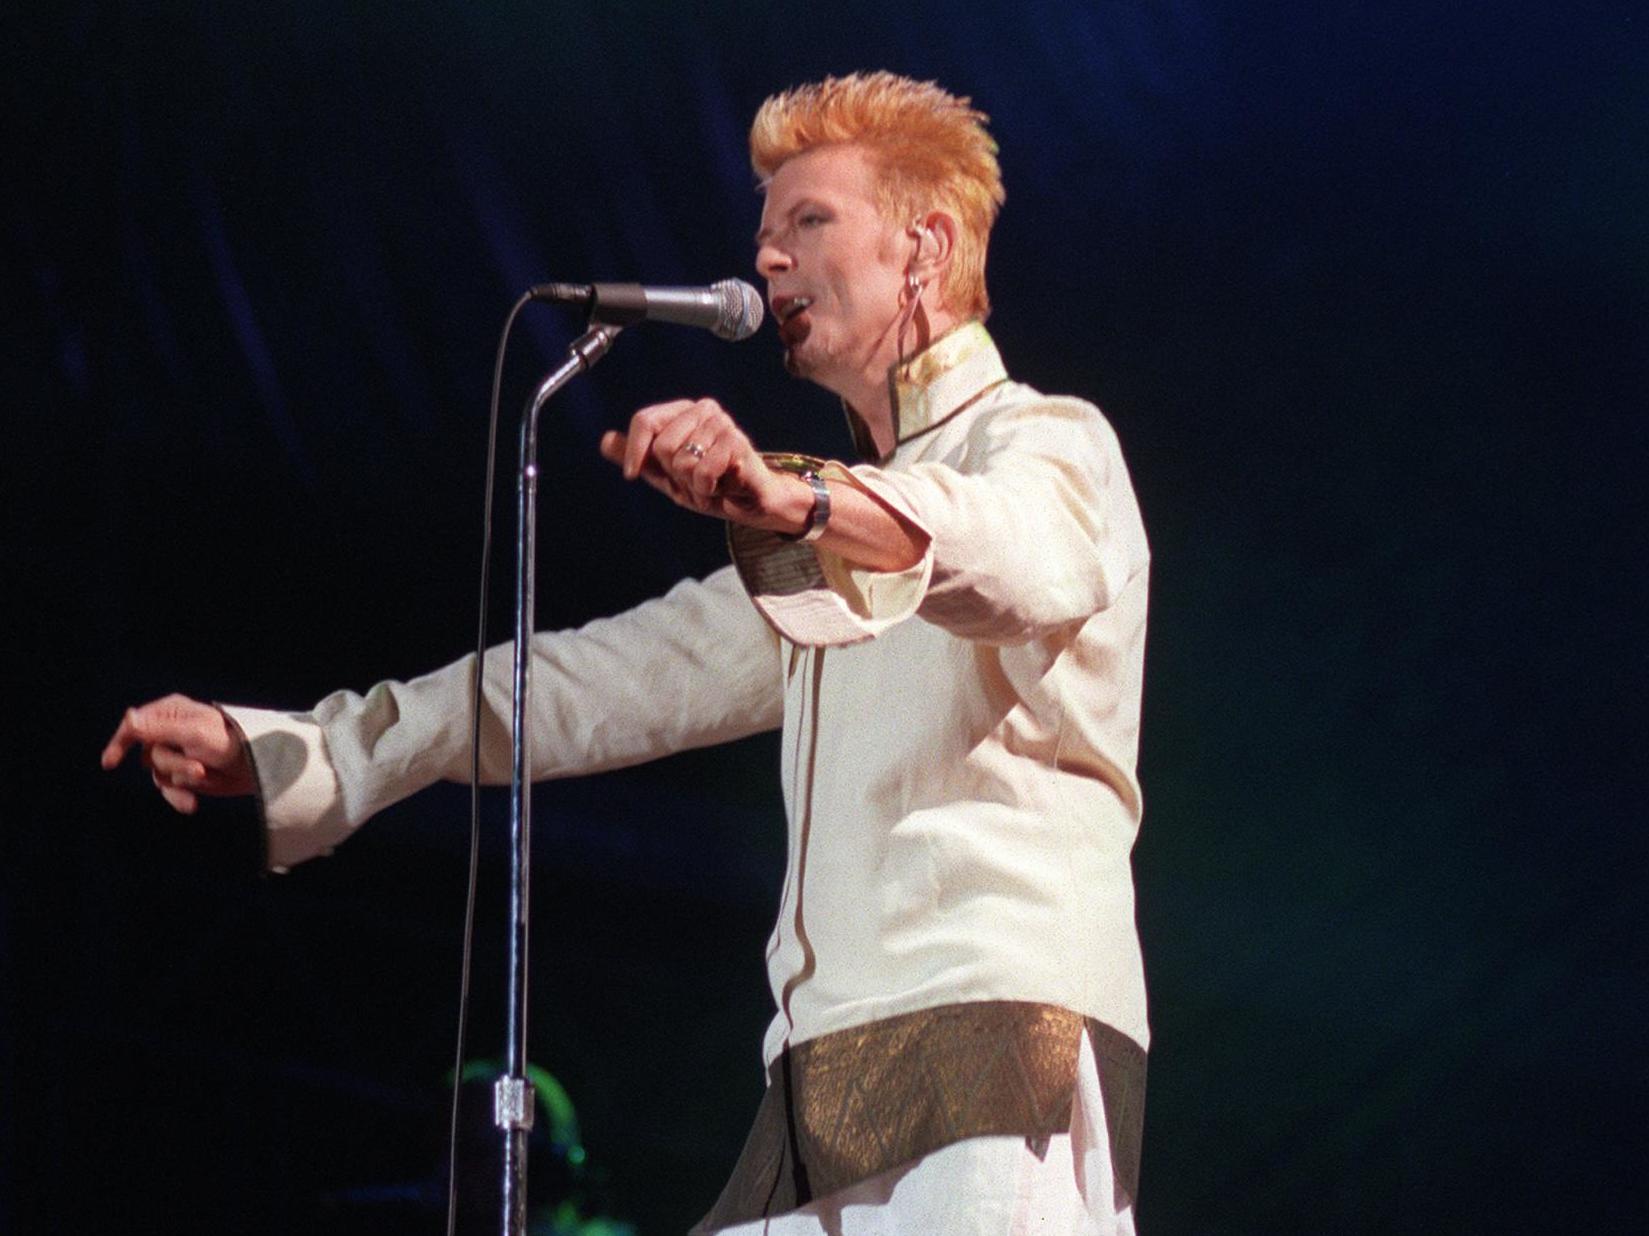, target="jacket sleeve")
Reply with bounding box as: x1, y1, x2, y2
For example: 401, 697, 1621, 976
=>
729, 394, 1149, 648
222, 565, 784, 871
